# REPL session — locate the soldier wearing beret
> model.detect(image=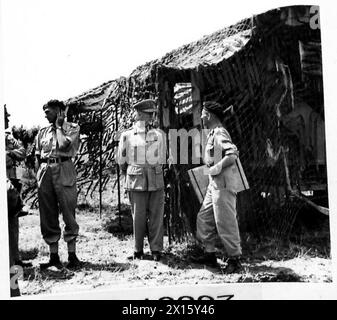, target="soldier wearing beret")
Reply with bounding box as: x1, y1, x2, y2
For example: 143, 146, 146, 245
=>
192, 101, 246, 273
117, 99, 166, 261
35, 99, 82, 270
